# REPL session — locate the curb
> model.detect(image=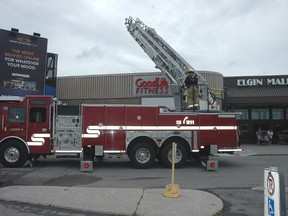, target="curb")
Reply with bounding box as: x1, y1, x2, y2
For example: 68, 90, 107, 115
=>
0, 186, 223, 216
